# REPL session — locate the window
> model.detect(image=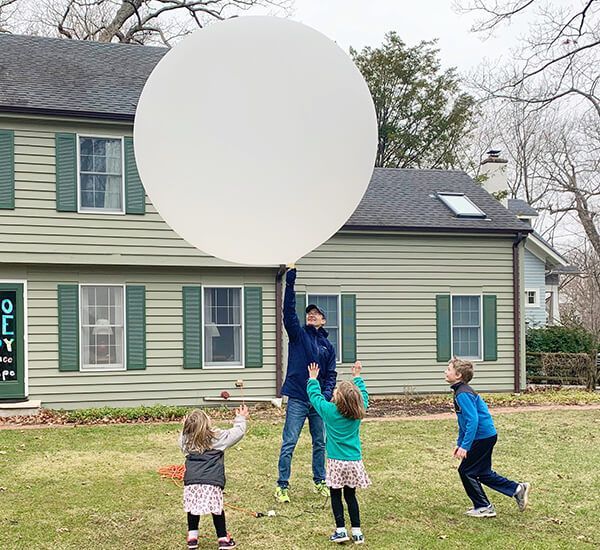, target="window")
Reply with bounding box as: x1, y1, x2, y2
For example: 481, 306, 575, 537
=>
79, 136, 124, 212
307, 294, 340, 360
80, 285, 125, 371
204, 287, 243, 367
525, 289, 539, 307
438, 192, 486, 218
451, 295, 482, 359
